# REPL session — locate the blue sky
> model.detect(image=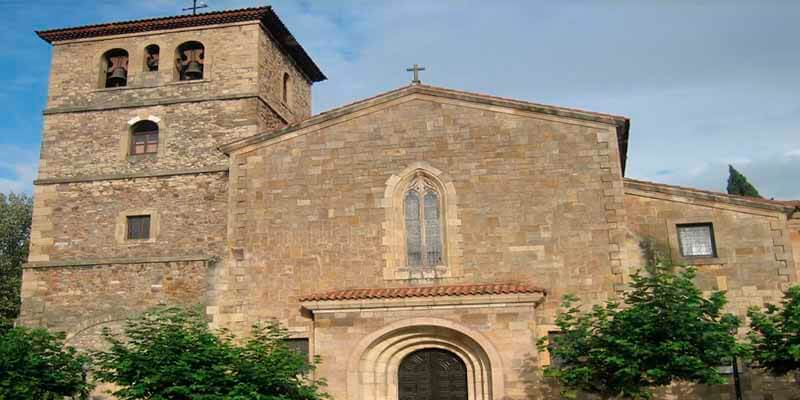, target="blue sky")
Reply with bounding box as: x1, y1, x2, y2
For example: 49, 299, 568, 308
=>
1, 0, 799, 198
